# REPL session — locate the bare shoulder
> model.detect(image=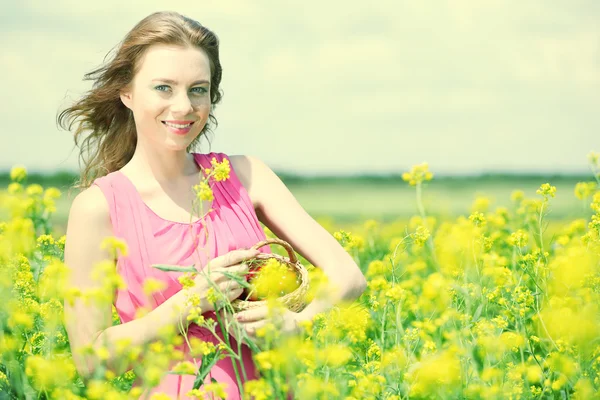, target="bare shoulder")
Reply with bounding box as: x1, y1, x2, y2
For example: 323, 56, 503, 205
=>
69, 185, 111, 222
66, 185, 113, 246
